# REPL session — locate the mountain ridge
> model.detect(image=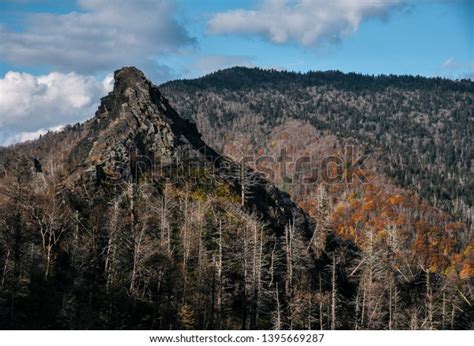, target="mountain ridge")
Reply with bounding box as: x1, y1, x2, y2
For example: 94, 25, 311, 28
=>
161, 66, 474, 92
